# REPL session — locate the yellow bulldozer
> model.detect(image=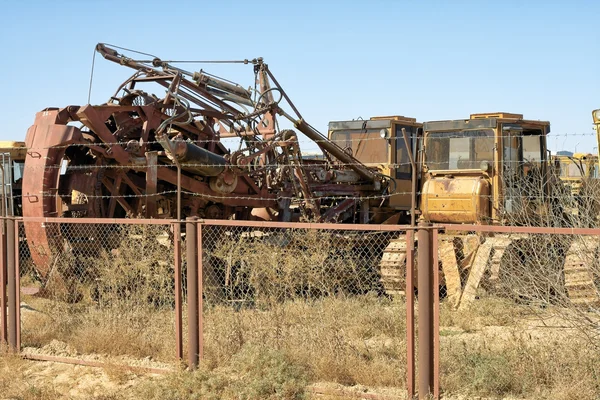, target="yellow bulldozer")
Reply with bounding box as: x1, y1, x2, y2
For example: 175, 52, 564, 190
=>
329, 112, 598, 307
552, 152, 598, 195
551, 151, 599, 223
